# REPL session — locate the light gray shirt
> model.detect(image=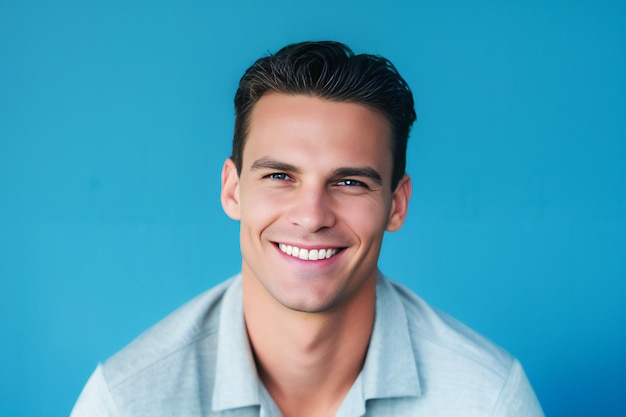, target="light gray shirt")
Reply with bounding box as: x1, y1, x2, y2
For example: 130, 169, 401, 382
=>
71, 273, 544, 416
